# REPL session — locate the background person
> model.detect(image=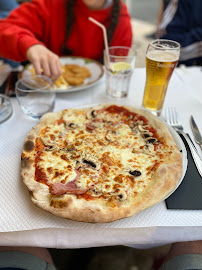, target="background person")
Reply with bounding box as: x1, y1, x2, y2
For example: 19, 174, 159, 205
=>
0, 0, 20, 68
159, 240, 202, 269
156, 0, 202, 66
0, 0, 132, 81
0, 246, 56, 270
0, 0, 18, 19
